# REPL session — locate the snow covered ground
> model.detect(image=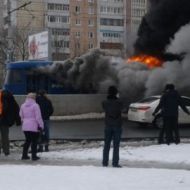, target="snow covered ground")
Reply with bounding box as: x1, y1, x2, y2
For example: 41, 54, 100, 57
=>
1, 140, 190, 190
50, 112, 128, 120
